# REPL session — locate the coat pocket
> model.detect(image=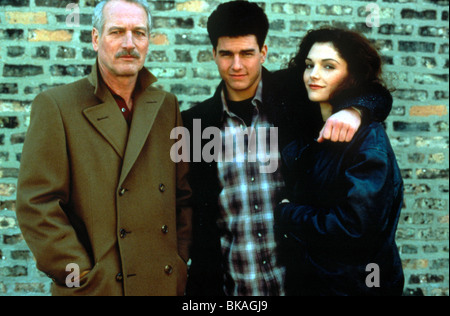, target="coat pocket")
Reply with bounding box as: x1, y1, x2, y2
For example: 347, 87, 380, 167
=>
51, 262, 103, 296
